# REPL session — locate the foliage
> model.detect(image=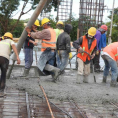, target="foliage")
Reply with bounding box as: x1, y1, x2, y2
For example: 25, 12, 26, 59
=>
106, 7, 118, 42
69, 16, 79, 41
11, 19, 24, 37
0, 0, 59, 36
